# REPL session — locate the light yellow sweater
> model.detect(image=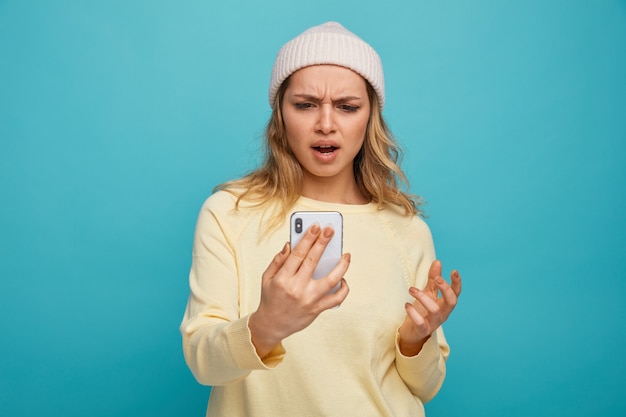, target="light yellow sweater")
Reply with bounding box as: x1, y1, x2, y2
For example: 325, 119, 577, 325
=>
181, 191, 450, 417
